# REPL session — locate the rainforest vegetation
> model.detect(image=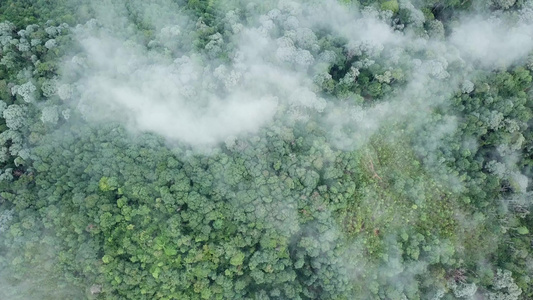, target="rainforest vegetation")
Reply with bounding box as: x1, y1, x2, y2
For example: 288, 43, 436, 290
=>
0, 0, 532, 299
